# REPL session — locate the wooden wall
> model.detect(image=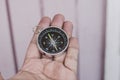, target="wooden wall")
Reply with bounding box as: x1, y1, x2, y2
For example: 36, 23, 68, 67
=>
0, 0, 106, 80
104, 0, 120, 80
